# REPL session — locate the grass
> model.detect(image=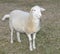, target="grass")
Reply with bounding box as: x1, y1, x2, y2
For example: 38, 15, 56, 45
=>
0, 0, 60, 54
